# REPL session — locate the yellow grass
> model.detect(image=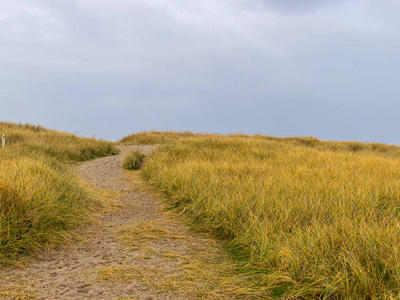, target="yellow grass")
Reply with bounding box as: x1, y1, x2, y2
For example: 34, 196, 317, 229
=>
0, 122, 119, 264
0, 121, 118, 162
122, 150, 145, 170
121, 132, 400, 299
97, 217, 269, 299
119, 130, 204, 145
